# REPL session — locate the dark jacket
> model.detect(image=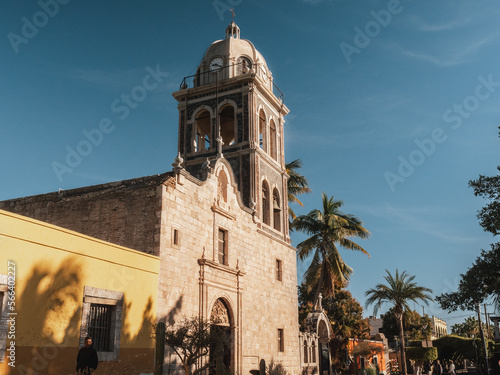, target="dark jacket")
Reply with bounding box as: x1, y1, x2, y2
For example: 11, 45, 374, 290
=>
76, 346, 99, 373
434, 363, 443, 375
